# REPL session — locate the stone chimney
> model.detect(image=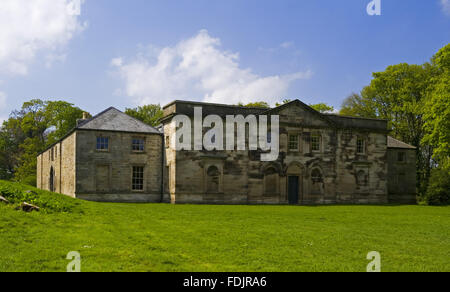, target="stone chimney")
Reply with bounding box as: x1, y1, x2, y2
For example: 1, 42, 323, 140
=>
77, 112, 90, 127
